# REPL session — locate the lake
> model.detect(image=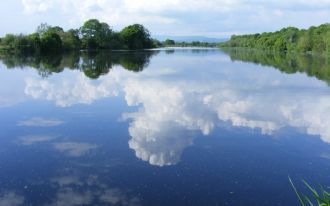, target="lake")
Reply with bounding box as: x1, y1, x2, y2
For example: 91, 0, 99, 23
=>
0, 48, 329, 206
